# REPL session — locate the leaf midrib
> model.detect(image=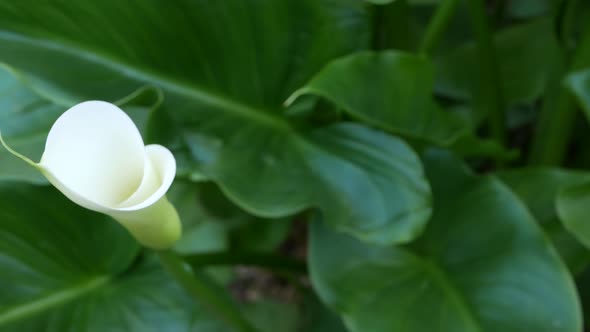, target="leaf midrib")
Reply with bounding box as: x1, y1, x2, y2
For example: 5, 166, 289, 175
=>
0, 275, 110, 326
0, 31, 291, 131
420, 259, 484, 332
